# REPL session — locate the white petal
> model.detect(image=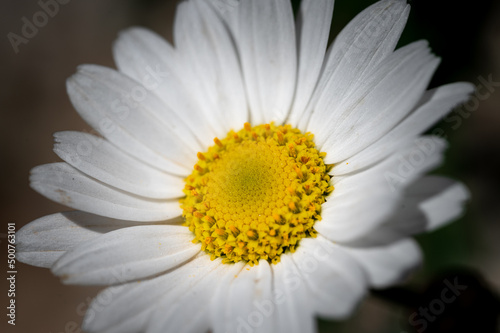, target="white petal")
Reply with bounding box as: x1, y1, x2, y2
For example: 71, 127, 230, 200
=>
302, 0, 410, 132
271, 254, 316, 333
98, 311, 152, 333
211, 260, 276, 333
67, 64, 196, 175
419, 177, 470, 230
113, 27, 218, 145
345, 176, 470, 247
30, 163, 181, 221
52, 225, 199, 285
399, 176, 470, 233
339, 238, 422, 288
317, 136, 447, 242
54, 131, 185, 199
292, 236, 367, 319
332, 82, 474, 175
16, 211, 141, 268
287, 0, 334, 127
318, 42, 440, 163
82, 254, 216, 333
174, 0, 248, 134
238, 0, 297, 124
147, 260, 242, 333
209, 0, 240, 35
